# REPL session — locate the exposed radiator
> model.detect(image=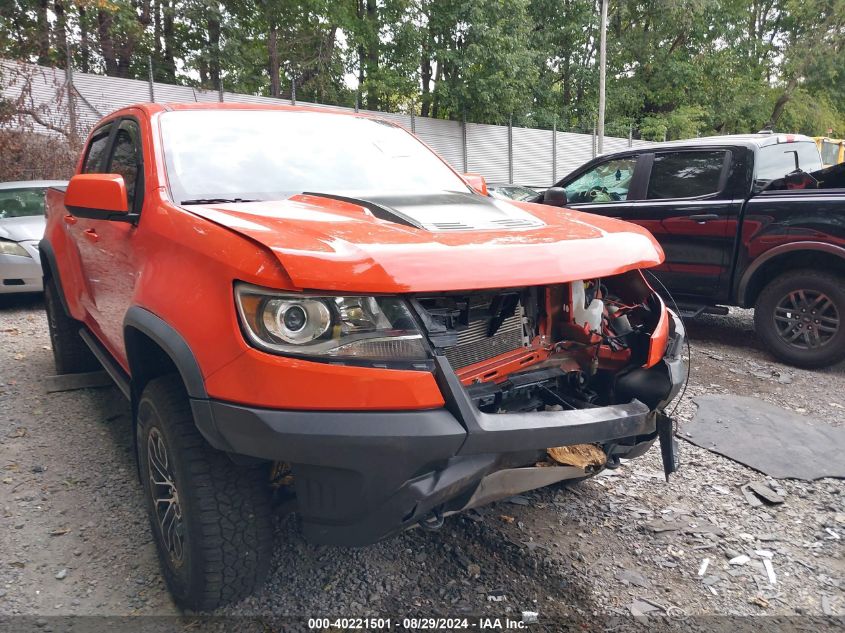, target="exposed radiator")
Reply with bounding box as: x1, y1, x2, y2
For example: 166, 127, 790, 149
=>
443, 304, 525, 370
